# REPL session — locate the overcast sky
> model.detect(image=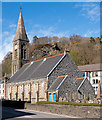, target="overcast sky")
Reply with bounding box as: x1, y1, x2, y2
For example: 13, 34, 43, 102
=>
0, 2, 100, 62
